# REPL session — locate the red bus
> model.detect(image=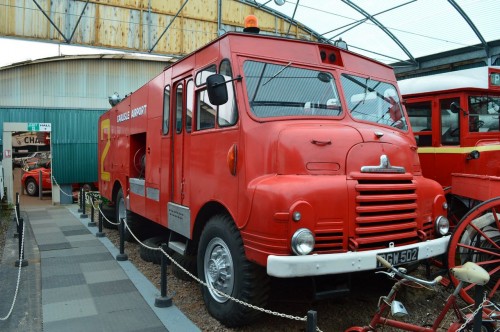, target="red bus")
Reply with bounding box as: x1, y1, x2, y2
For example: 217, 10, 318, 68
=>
400, 66, 500, 304
98, 31, 450, 326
